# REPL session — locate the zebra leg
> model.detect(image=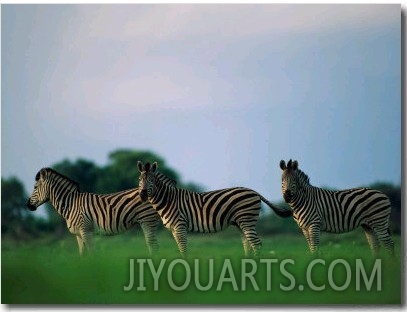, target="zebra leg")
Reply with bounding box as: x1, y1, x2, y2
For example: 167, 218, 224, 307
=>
307, 224, 321, 256
171, 226, 188, 258
373, 224, 395, 256
140, 222, 159, 255
240, 225, 262, 257
240, 233, 251, 257
302, 228, 312, 252
361, 224, 380, 255
76, 235, 85, 256
79, 229, 93, 255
